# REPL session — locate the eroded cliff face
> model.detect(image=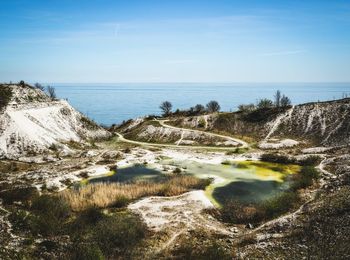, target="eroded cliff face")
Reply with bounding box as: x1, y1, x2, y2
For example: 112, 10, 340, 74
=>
170, 98, 350, 147
273, 99, 350, 146
0, 84, 111, 159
